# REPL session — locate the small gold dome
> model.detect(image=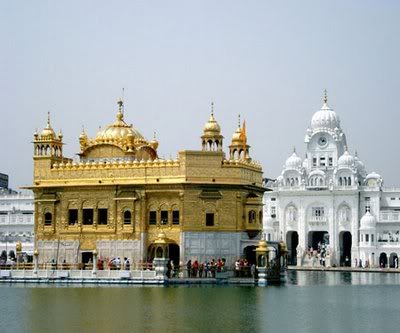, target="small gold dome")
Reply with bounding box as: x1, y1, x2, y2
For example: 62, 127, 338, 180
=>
150, 139, 159, 150
204, 114, 221, 134
231, 126, 242, 143
41, 112, 56, 138
79, 130, 88, 140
